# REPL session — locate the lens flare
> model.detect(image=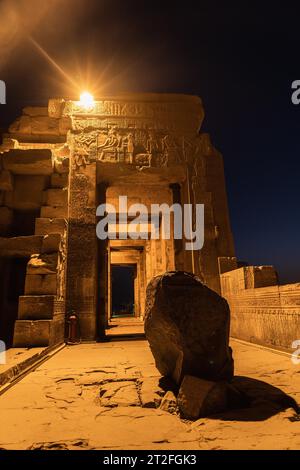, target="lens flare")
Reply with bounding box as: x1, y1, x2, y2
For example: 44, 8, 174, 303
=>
79, 91, 94, 110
